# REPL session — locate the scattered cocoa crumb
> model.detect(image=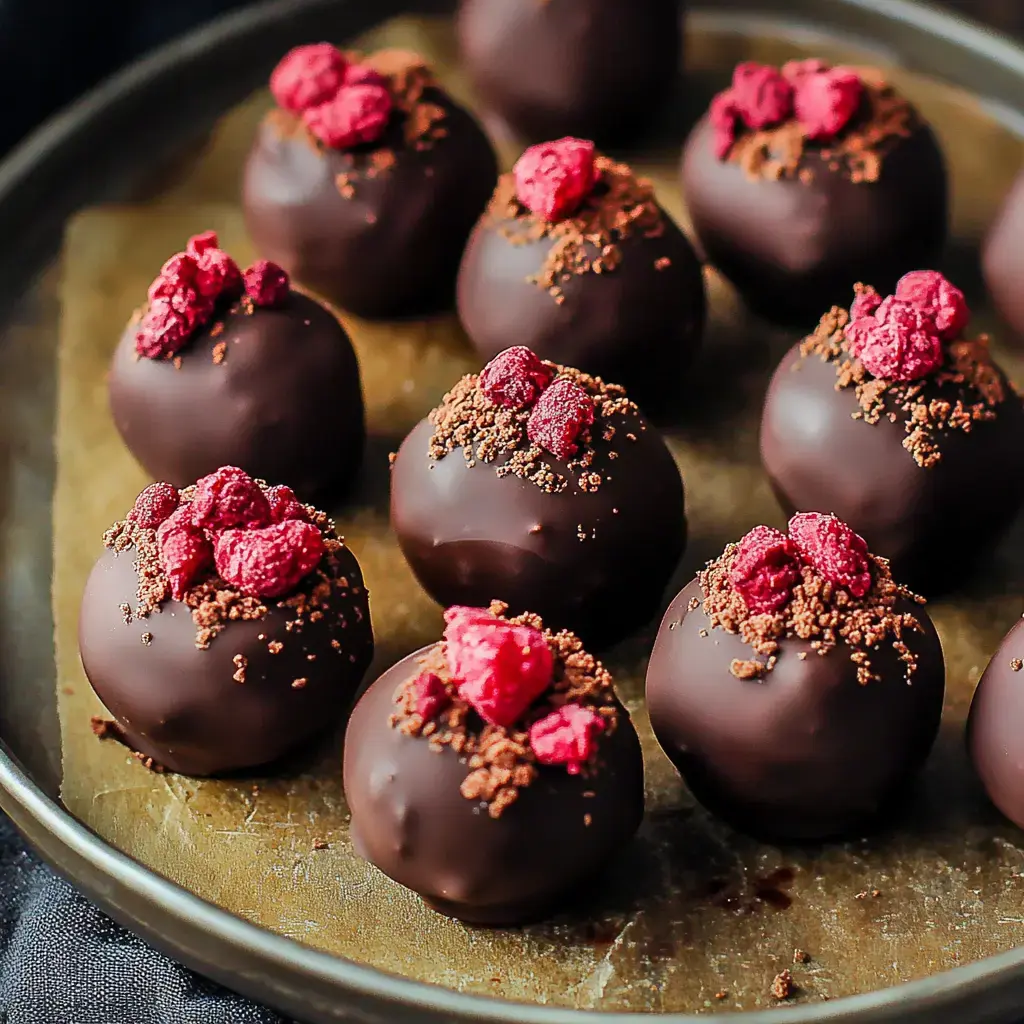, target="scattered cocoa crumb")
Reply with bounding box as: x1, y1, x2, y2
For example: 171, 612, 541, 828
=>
212, 340, 227, 365
714, 991, 728, 1000
583, 813, 593, 826
312, 838, 329, 850
698, 628, 708, 637
770, 970, 796, 1000
388, 452, 397, 466
90, 716, 165, 772
292, 678, 308, 689
119, 603, 132, 625
140, 632, 153, 646
232, 654, 248, 684
1012, 658, 1022, 672
268, 640, 284, 654
654, 257, 671, 271
793, 949, 811, 964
